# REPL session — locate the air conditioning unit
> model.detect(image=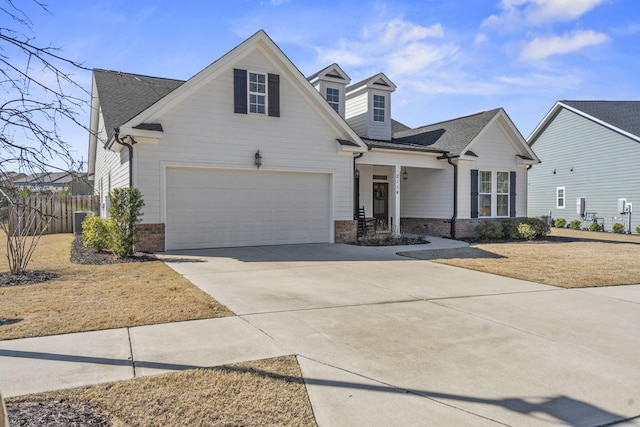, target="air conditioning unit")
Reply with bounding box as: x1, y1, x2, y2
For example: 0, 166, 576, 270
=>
618, 198, 627, 214
576, 197, 585, 216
